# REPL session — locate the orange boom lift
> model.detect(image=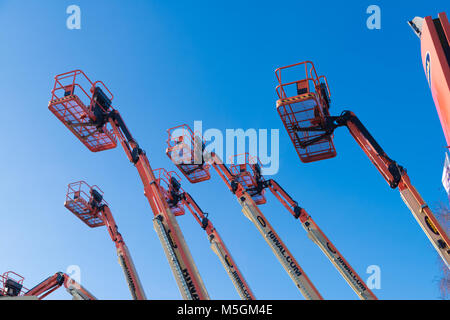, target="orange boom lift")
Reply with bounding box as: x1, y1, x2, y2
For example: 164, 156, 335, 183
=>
275, 61, 450, 268
409, 12, 450, 146
48, 70, 208, 300
0, 271, 96, 300
154, 168, 255, 300
64, 181, 147, 300
166, 125, 322, 300
0, 272, 29, 298
227, 153, 376, 300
